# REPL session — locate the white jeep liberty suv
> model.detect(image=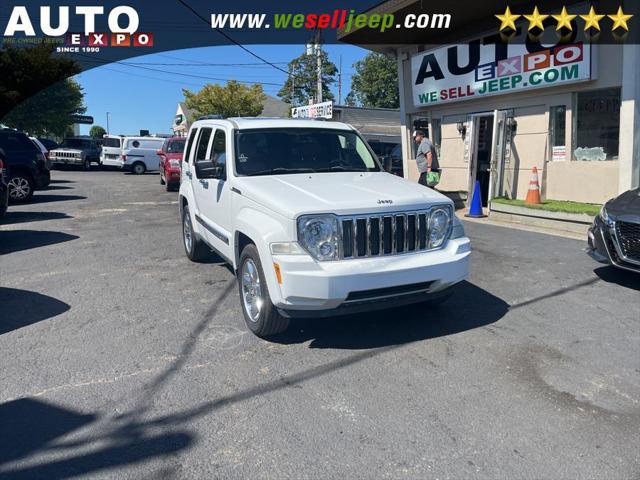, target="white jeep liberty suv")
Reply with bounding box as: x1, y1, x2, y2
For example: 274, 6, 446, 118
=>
179, 117, 470, 337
